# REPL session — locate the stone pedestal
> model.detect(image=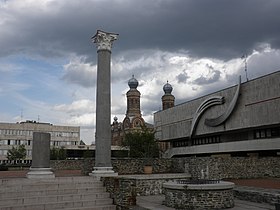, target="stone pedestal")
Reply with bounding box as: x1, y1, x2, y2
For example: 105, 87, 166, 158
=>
90, 167, 118, 180
27, 168, 55, 179
27, 132, 55, 179
90, 30, 118, 179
